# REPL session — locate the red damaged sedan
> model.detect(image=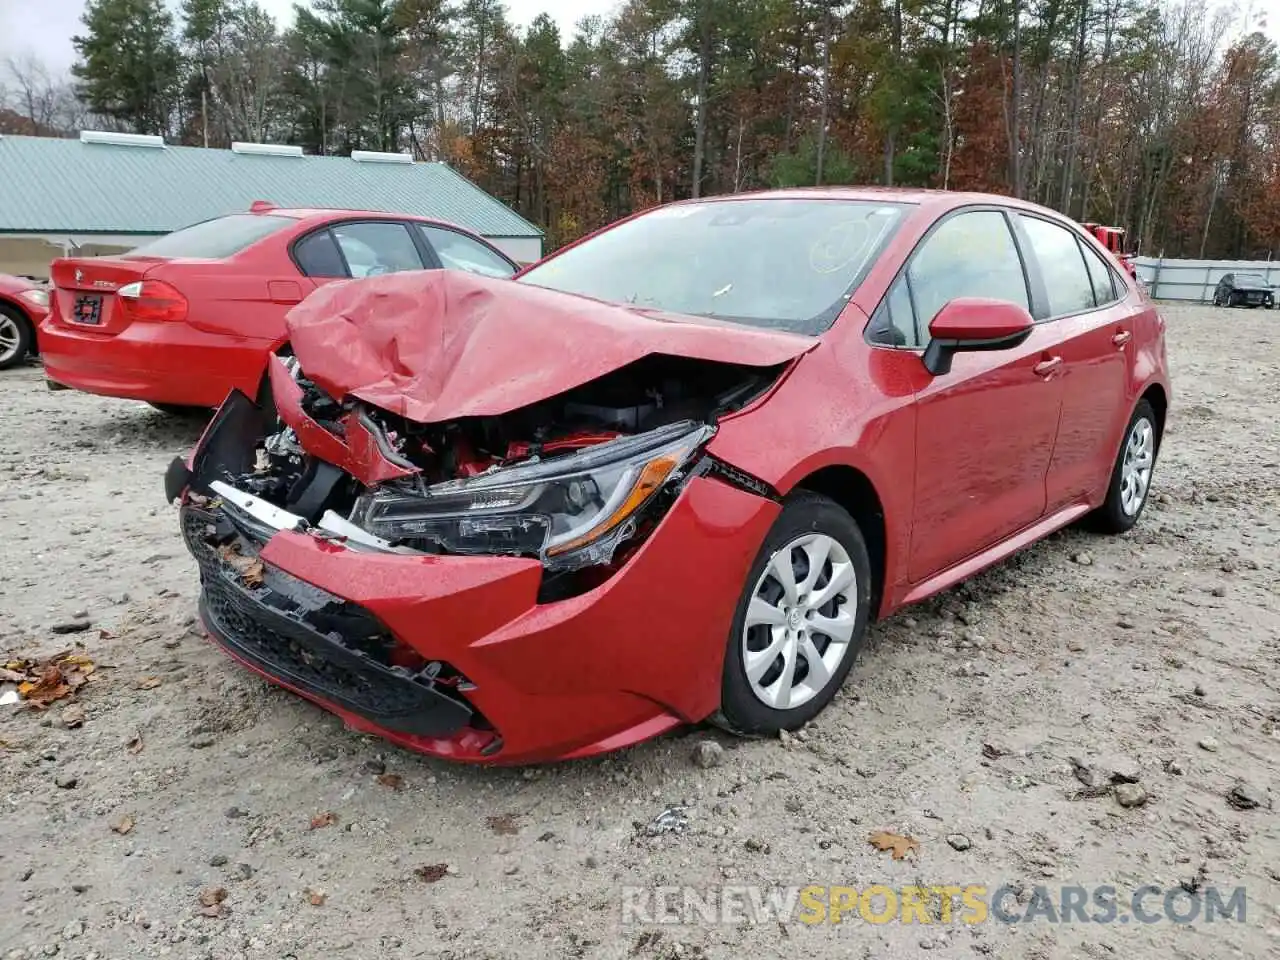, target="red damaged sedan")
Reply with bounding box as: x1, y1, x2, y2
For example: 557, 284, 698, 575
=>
167, 189, 1170, 764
